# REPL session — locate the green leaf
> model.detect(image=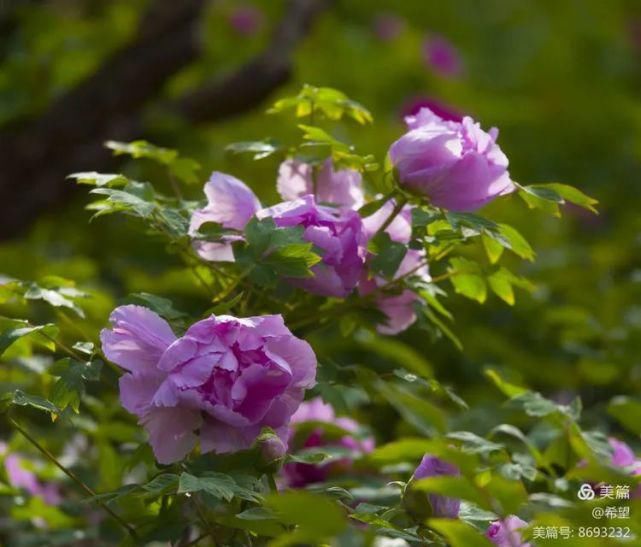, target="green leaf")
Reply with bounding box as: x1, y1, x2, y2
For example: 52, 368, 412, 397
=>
376, 380, 446, 434
225, 139, 282, 160
428, 519, 494, 547
487, 268, 515, 305
358, 195, 391, 218
236, 217, 321, 285
368, 232, 407, 278
106, 140, 177, 163
0, 321, 58, 356
484, 368, 528, 398
178, 472, 261, 503
5, 389, 59, 415
518, 185, 561, 216
446, 431, 503, 455
495, 224, 535, 261
68, 172, 128, 187
482, 234, 504, 264
608, 396, 641, 435
178, 472, 236, 501
270, 85, 372, 125
48, 358, 102, 413
355, 329, 433, 378
88, 184, 156, 219
370, 438, 436, 464
537, 183, 598, 213
449, 257, 487, 303
23, 282, 86, 317
141, 474, 180, 496
265, 490, 347, 545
